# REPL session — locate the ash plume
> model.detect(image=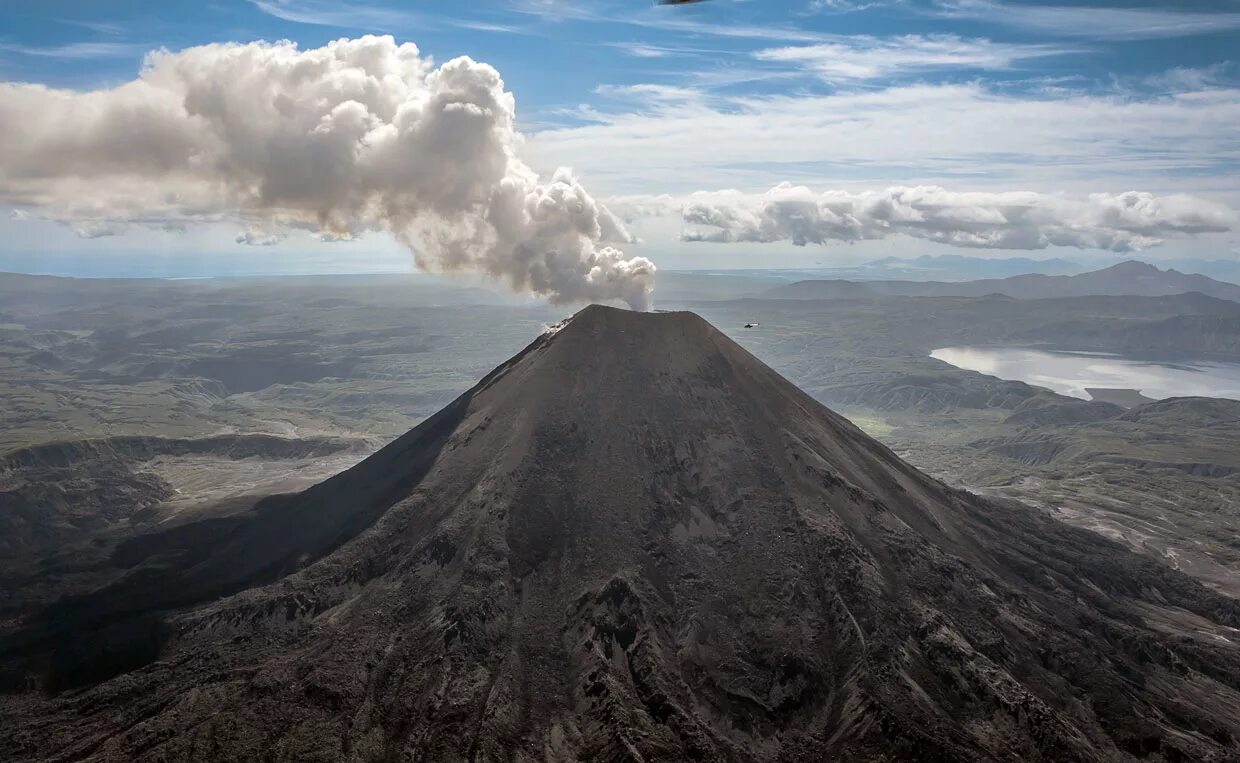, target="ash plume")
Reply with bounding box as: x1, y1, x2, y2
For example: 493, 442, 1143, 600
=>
0, 36, 655, 308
